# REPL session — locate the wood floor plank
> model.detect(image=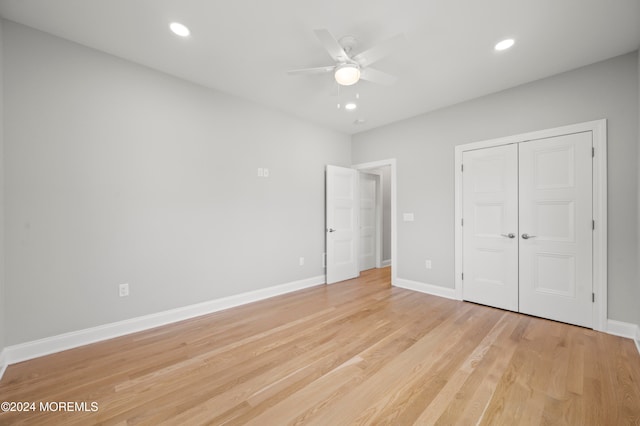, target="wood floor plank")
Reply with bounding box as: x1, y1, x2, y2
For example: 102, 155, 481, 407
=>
1, 267, 639, 425
445, 319, 523, 426
416, 311, 521, 425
